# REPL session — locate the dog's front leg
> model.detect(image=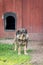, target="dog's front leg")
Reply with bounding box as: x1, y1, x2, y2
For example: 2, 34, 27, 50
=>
18, 44, 21, 55
24, 42, 28, 55
15, 42, 17, 51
